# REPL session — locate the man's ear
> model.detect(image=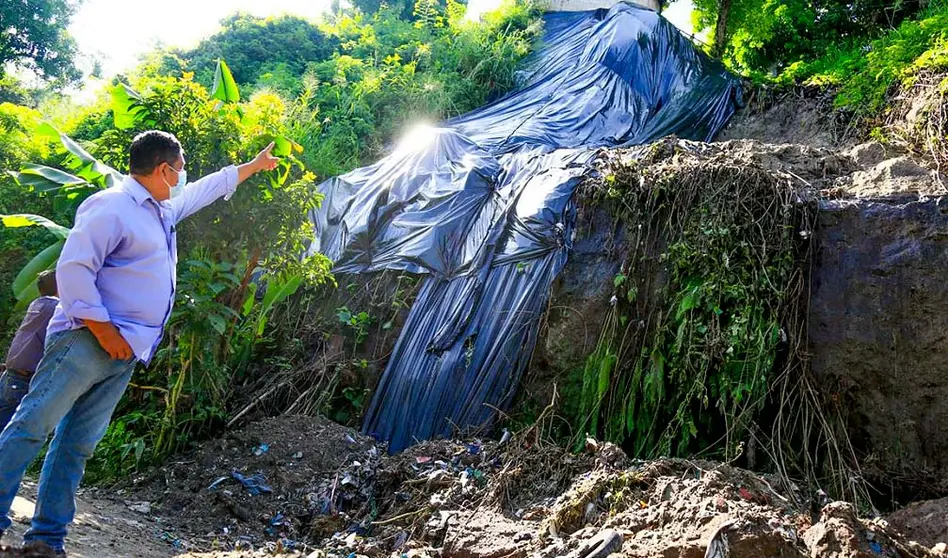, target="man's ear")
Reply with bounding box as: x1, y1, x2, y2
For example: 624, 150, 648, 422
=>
151, 162, 168, 180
